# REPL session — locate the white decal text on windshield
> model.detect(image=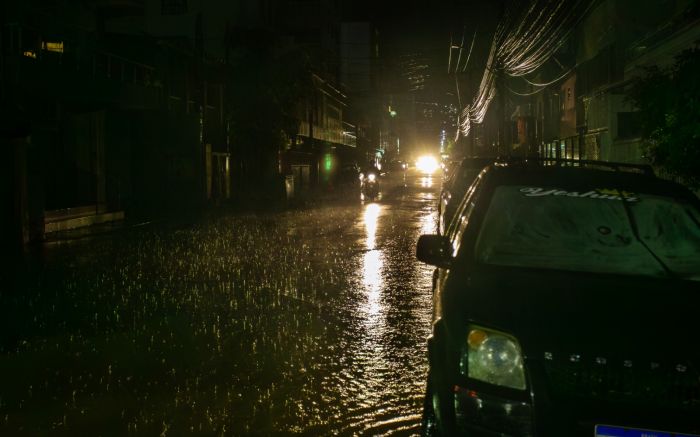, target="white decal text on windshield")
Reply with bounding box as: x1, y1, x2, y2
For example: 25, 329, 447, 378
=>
519, 187, 639, 202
